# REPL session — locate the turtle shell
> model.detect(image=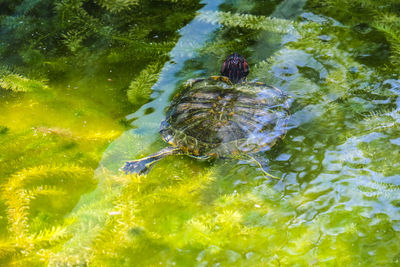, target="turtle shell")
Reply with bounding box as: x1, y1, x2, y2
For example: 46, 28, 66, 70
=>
160, 76, 291, 157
